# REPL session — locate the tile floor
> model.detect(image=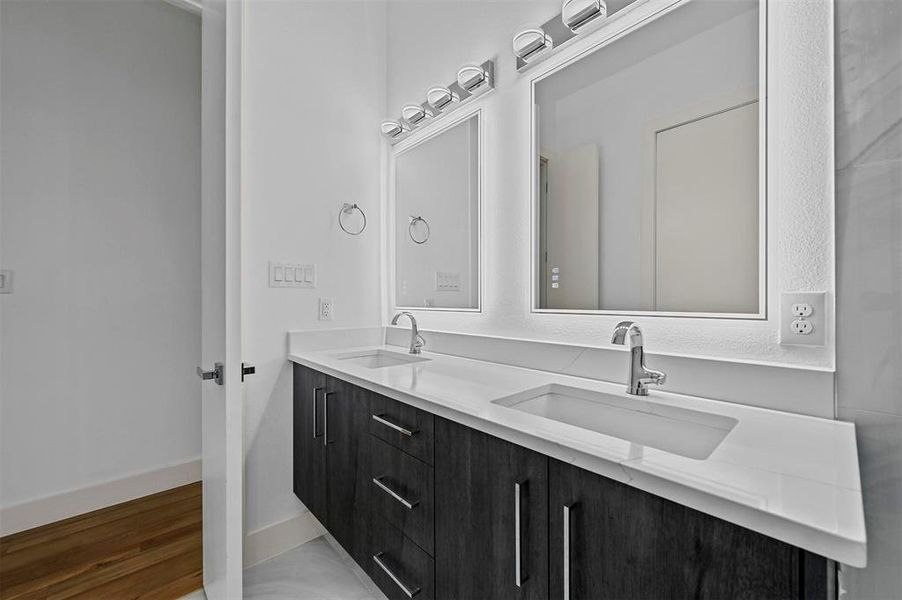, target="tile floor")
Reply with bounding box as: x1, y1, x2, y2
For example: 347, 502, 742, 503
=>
180, 536, 386, 600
